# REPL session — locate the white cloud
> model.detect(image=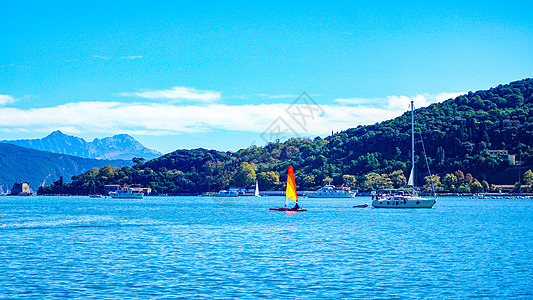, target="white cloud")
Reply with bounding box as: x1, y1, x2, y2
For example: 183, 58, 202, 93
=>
0, 94, 17, 105
429, 92, 466, 102
94, 55, 143, 60
0, 91, 466, 142
115, 86, 221, 103
335, 92, 465, 111
264, 94, 302, 99
227, 93, 320, 100
94, 55, 111, 60
0, 101, 412, 138
118, 55, 143, 60
335, 97, 384, 106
